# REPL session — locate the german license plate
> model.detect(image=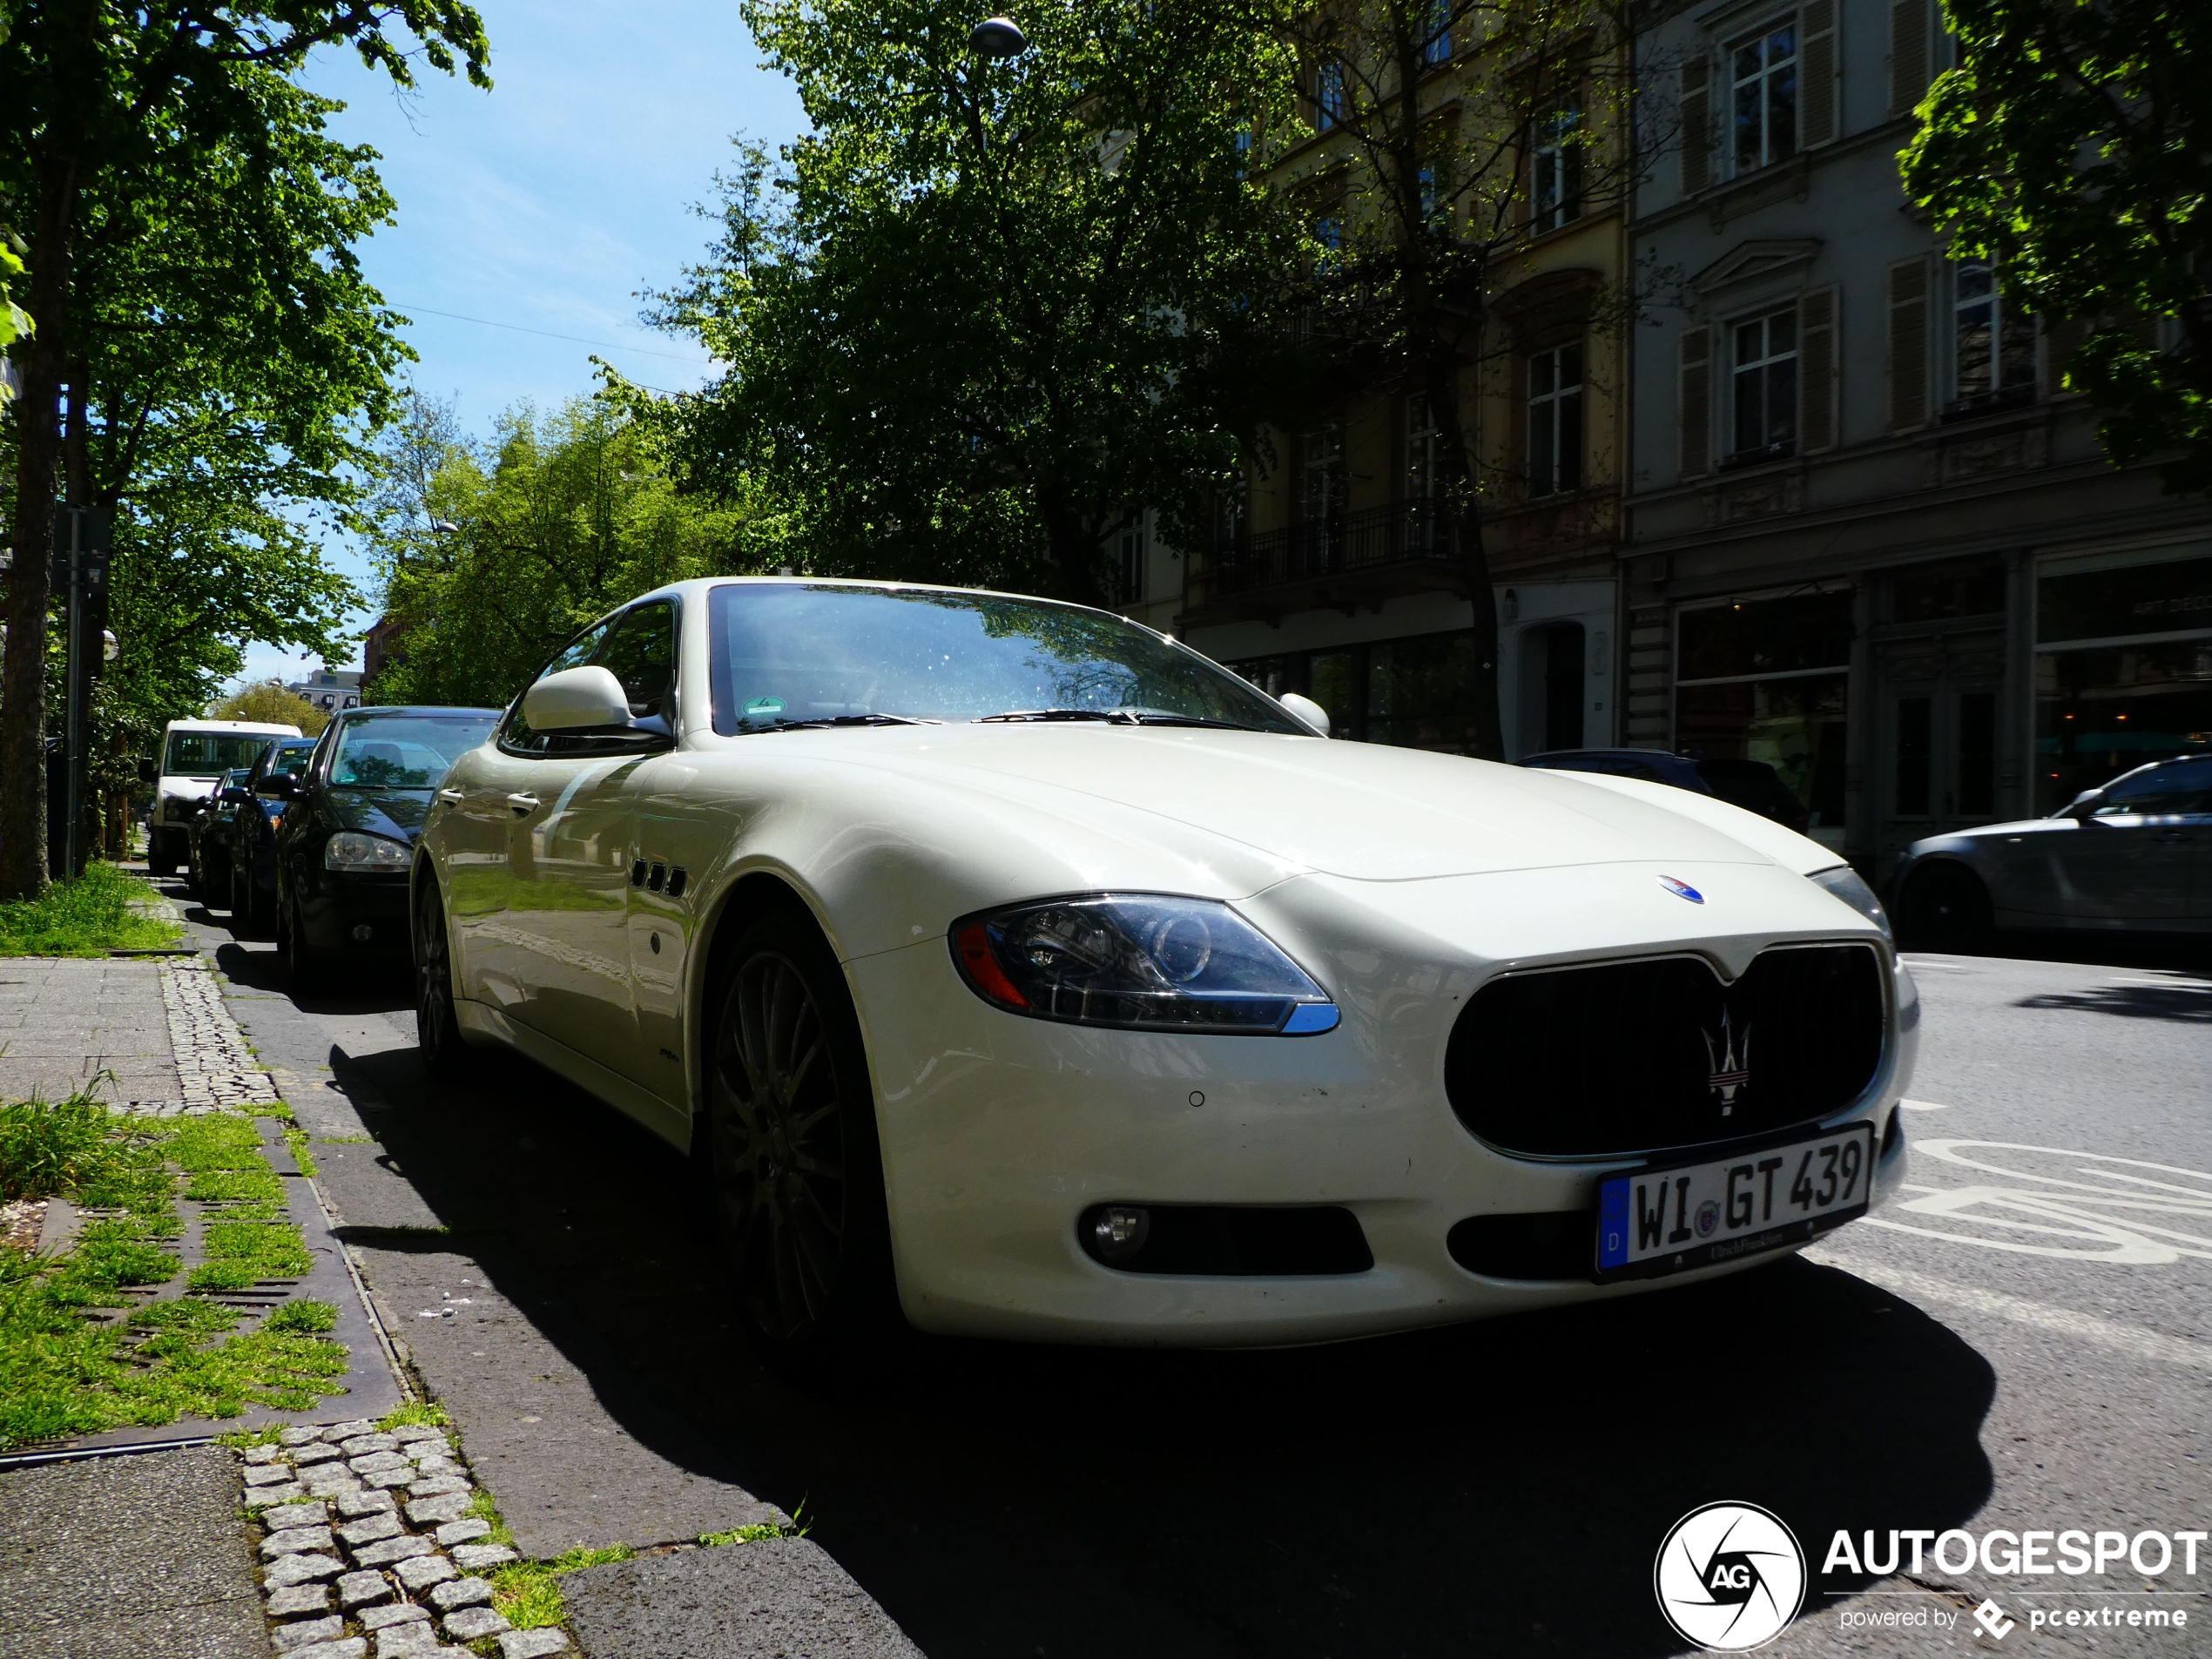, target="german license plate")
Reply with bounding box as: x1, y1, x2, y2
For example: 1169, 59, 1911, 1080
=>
1594, 1123, 1876, 1281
